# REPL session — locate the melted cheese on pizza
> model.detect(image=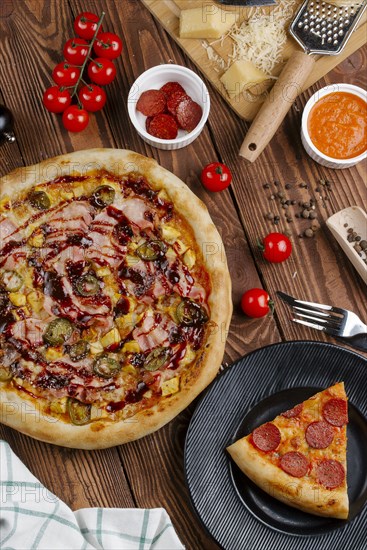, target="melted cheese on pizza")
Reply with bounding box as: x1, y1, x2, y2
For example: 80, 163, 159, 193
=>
0, 172, 212, 424
264, 385, 347, 485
